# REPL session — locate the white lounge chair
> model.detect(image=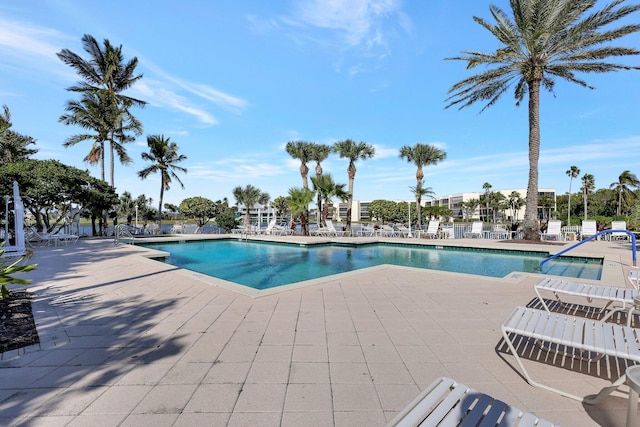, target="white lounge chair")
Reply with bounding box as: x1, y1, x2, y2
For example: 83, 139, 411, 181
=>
541, 220, 562, 241
628, 271, 640, 290
376, 224, 397, 237
312, 220, 344, 237
501, 306, 640, 404
464, 221, 483, 238
386, 376, 556, 427
490, 224, 510, 239
581, 220, 598, 240
419, 220, 440, 239
534, 277, 639, 326
610, 220, 629, 240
